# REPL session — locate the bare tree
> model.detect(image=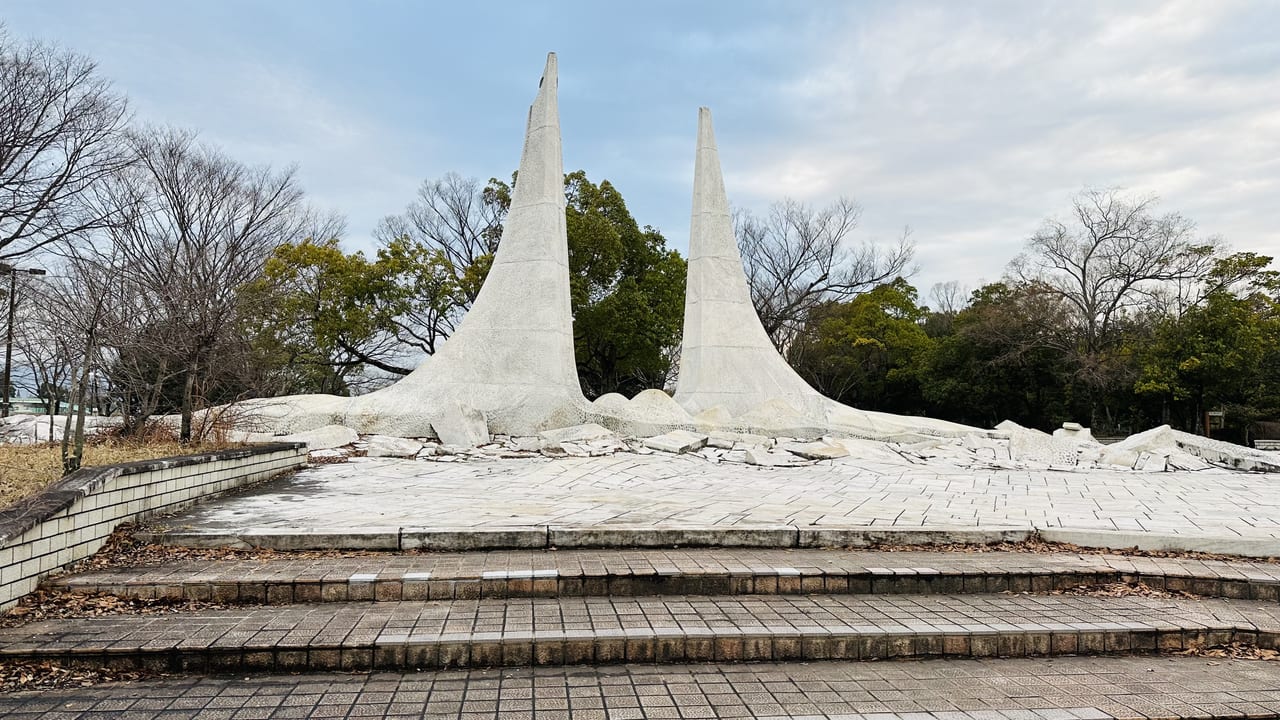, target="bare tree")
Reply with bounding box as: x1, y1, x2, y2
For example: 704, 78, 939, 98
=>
923, 280, 971, 336
12, 287, 73, 415
736, 197, 915, 350
0, 29, 131, 260
1010, 187, 1220, 427
374, 172, 503, 304
57, 251, 117, 471
357, 172, 508, 366
1011, 188, 1217, 355
929, 281, 969, 315
96, 126, 305, 441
